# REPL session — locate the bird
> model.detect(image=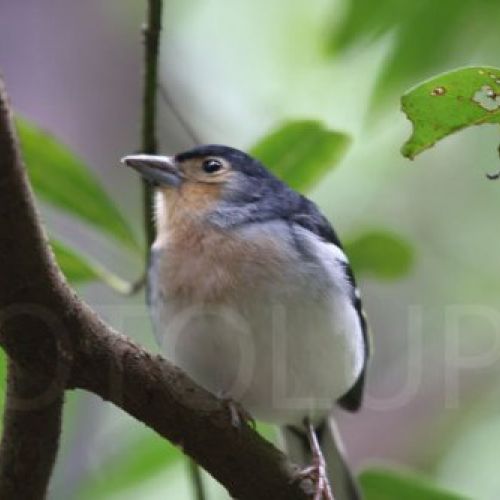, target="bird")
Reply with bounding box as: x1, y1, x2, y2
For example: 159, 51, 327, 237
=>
122, 145, 370, 500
